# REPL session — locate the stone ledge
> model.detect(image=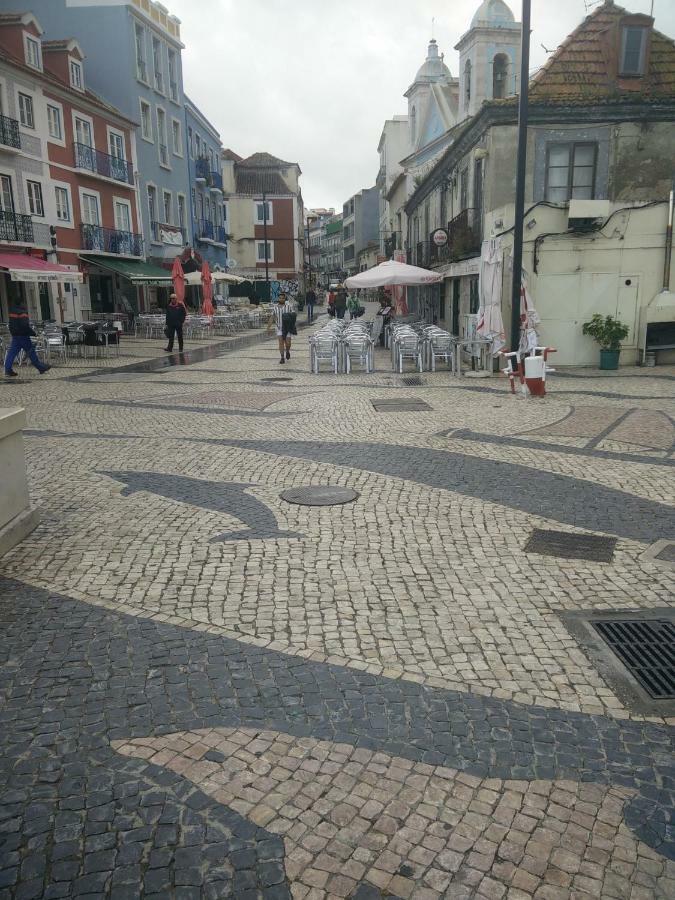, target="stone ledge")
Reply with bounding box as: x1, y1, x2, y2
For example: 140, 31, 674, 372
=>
0, 506, 40, 559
